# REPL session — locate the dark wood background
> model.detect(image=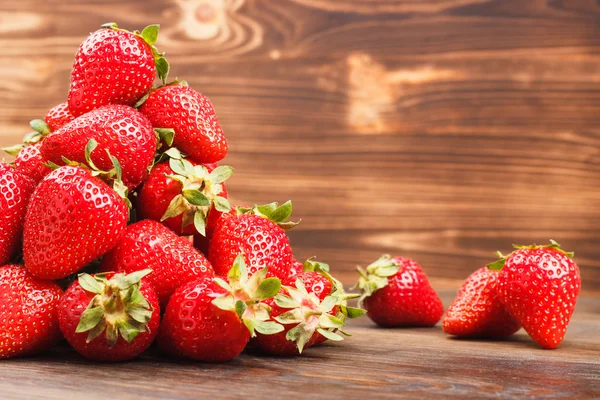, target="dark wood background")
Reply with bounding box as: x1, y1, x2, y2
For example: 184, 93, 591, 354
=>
1, 0, 599, 289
